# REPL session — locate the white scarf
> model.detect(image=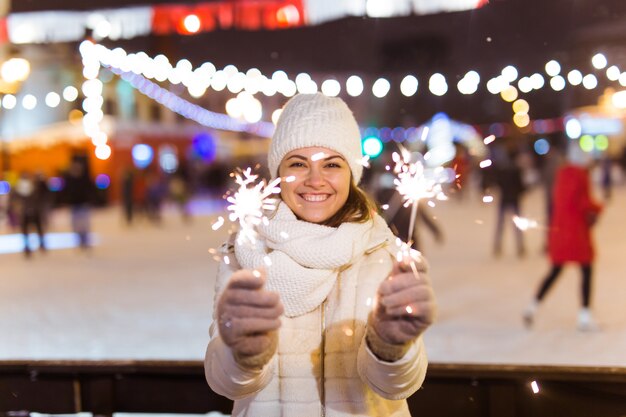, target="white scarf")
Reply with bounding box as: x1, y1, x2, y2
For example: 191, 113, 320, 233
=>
235, 202, 394, 317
